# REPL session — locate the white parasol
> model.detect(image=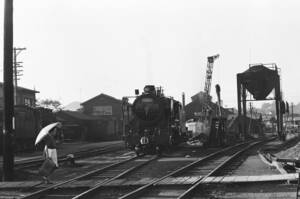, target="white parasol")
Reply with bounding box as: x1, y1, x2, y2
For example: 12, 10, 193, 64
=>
35, 122, 62, 145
